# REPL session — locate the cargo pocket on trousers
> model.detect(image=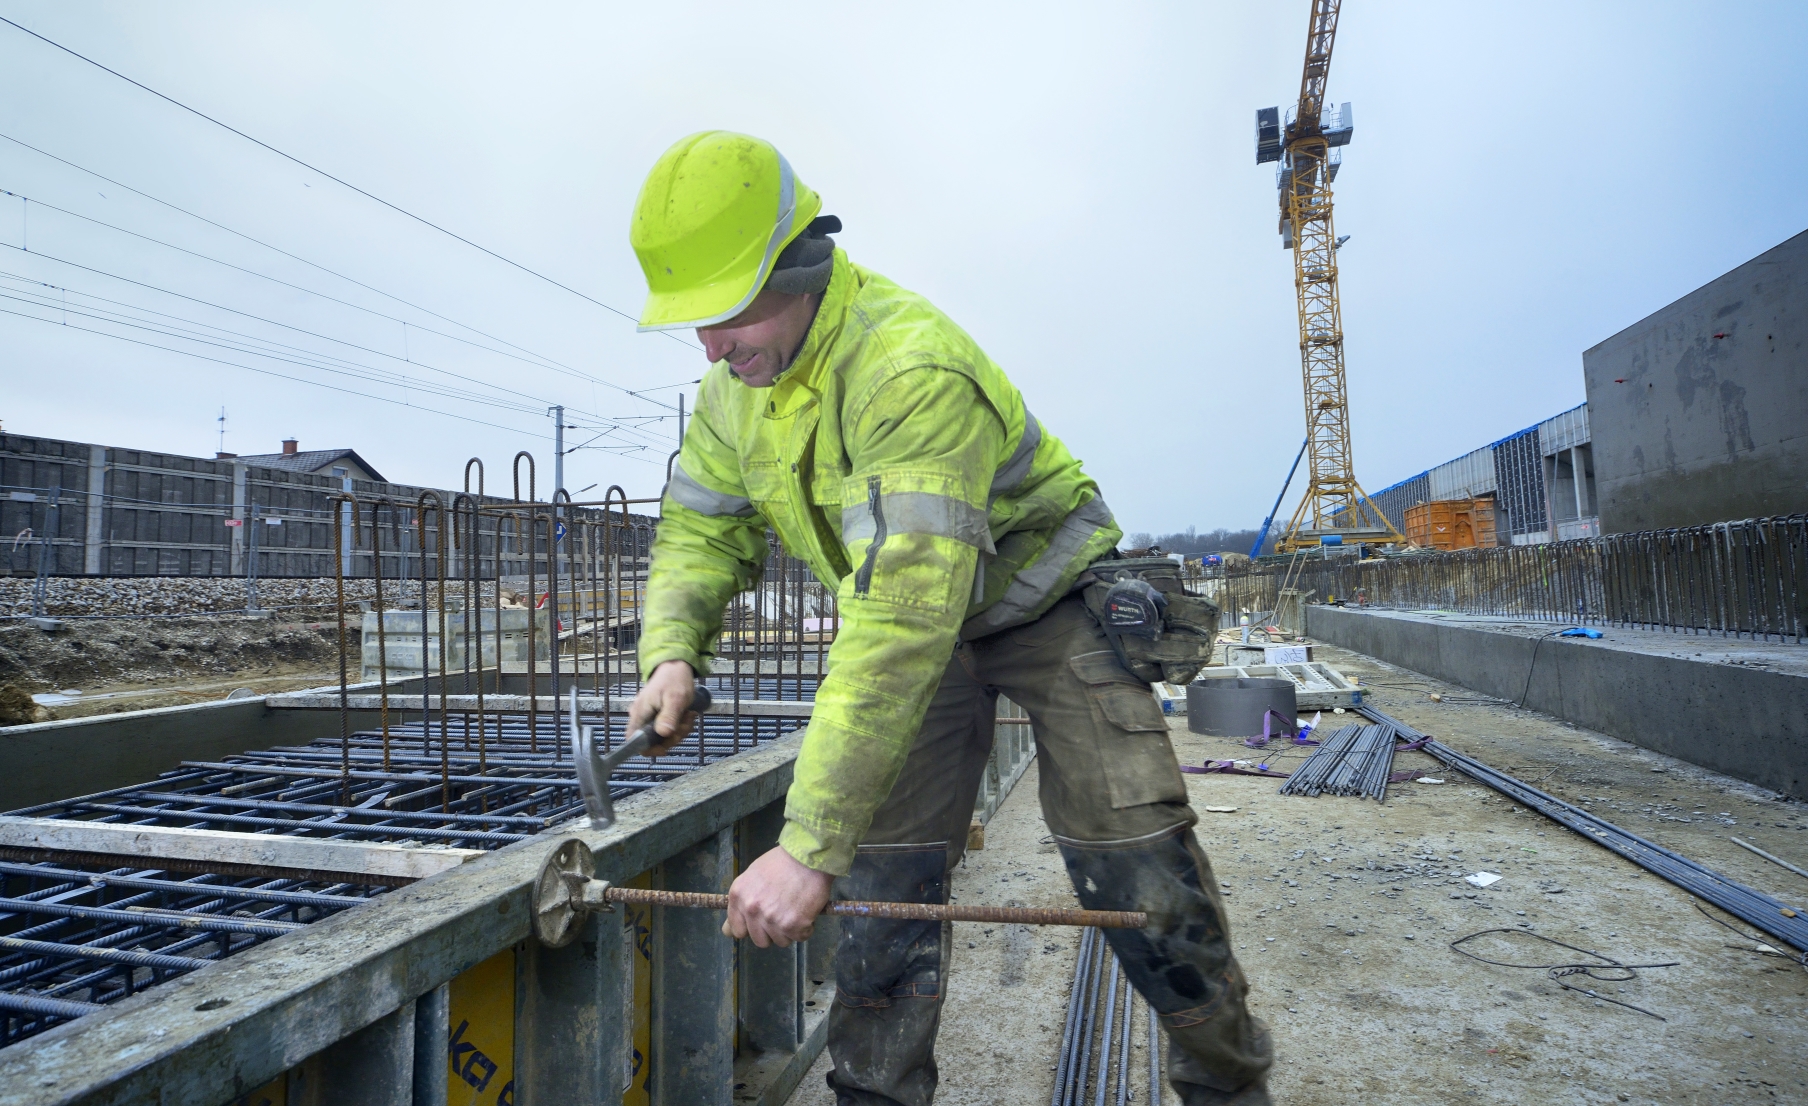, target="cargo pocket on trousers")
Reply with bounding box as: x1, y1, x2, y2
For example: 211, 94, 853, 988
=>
1068, 650, 1189, 809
